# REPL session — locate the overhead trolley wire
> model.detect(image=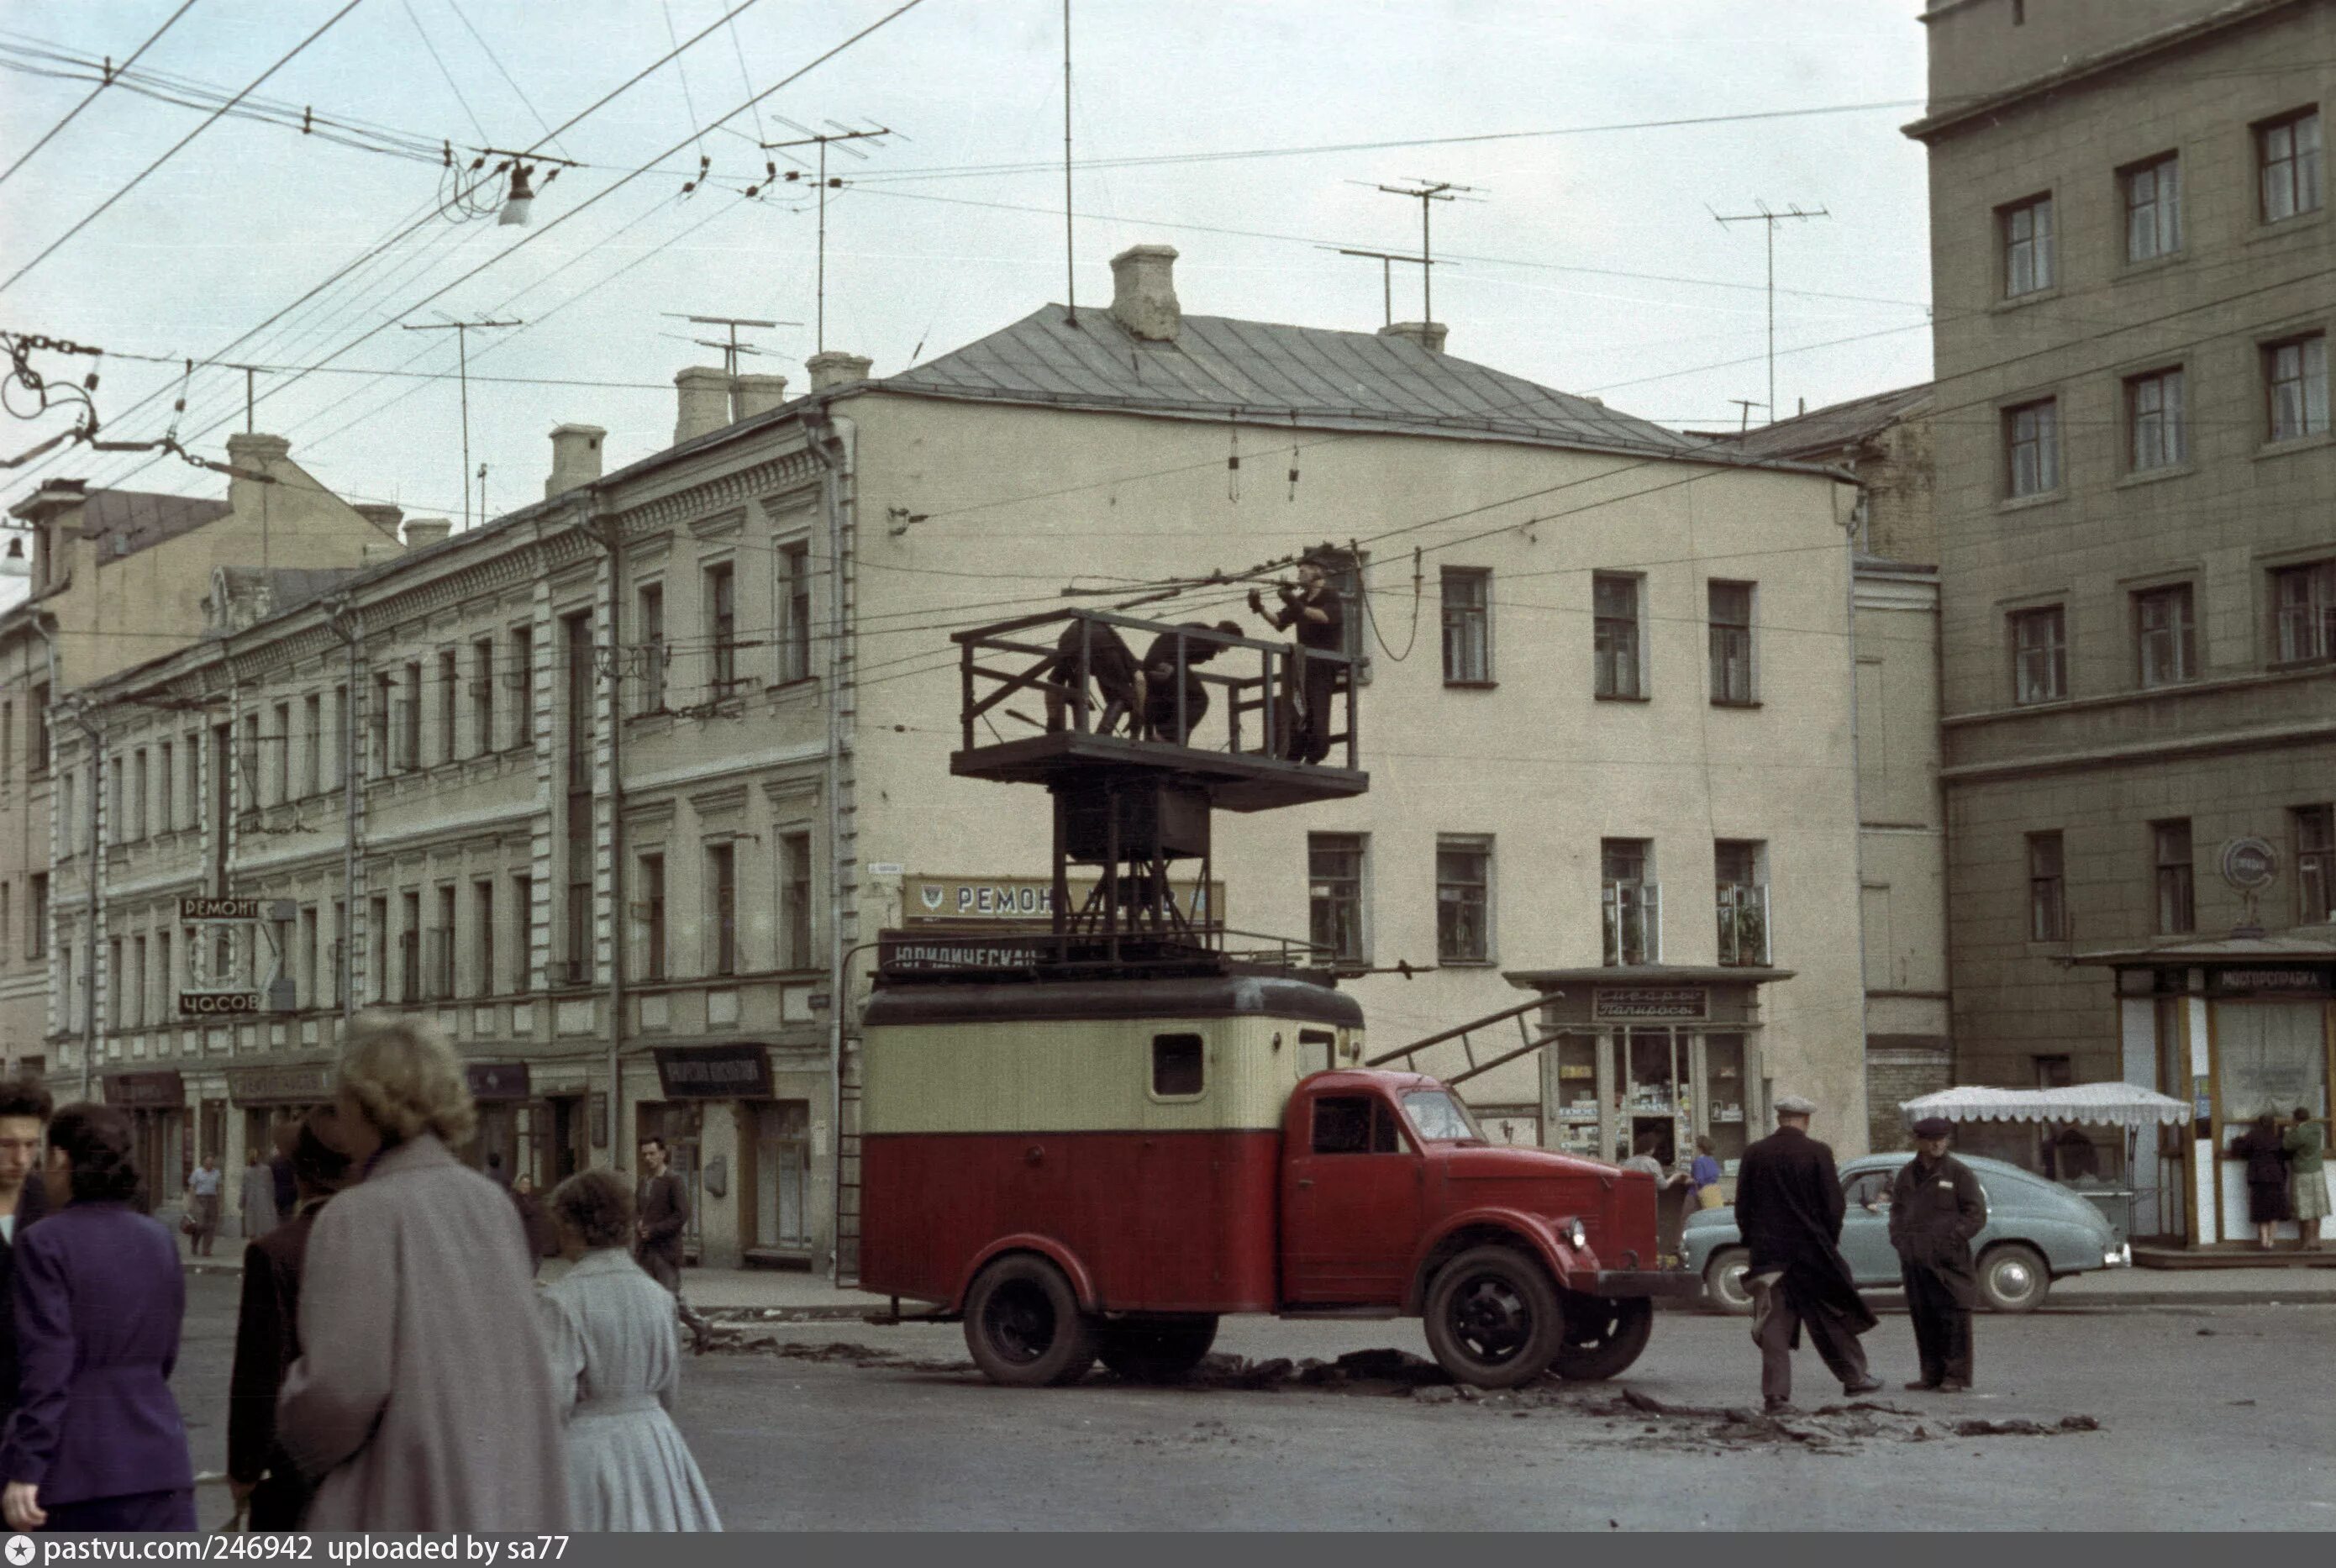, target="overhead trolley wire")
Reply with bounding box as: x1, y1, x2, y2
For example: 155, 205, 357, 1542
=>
0, 0, 203, 191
